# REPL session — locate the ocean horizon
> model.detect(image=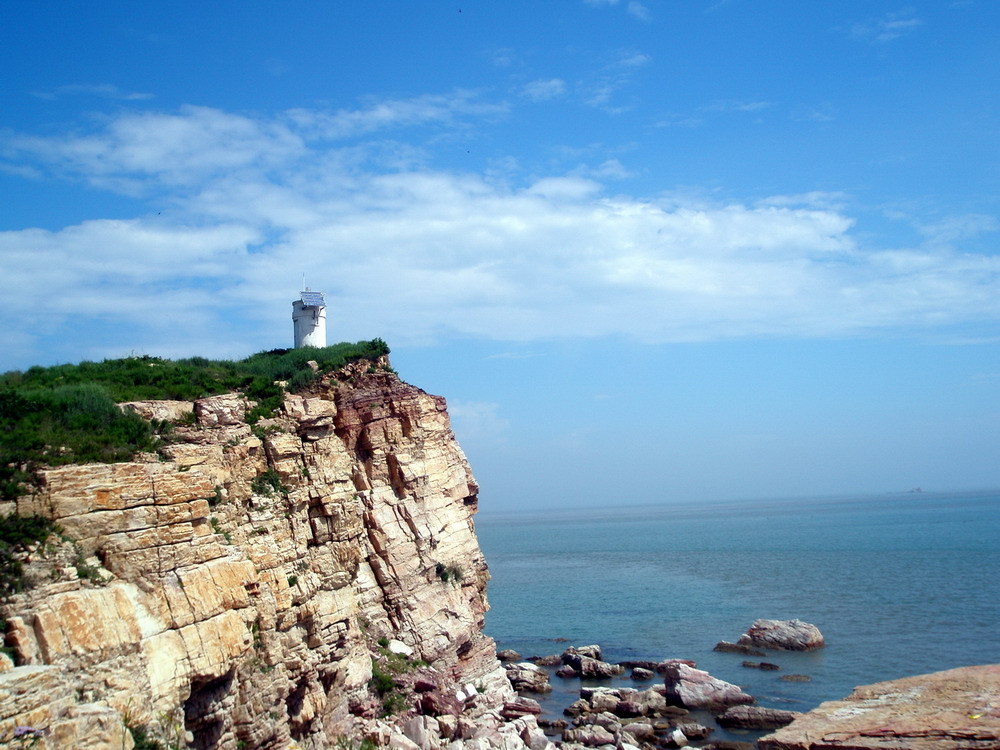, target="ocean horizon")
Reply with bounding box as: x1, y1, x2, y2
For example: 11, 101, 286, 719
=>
475, 489, 1000, 738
